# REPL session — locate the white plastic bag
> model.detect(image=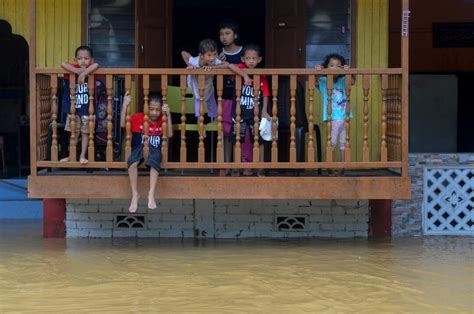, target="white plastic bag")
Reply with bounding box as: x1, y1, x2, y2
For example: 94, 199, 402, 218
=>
259, 118, 277, 141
